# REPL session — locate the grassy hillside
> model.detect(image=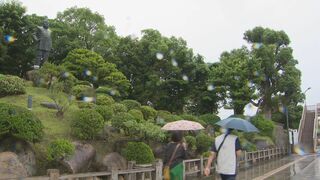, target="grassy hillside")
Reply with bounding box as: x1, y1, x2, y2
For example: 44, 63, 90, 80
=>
0, 85, 78, 142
